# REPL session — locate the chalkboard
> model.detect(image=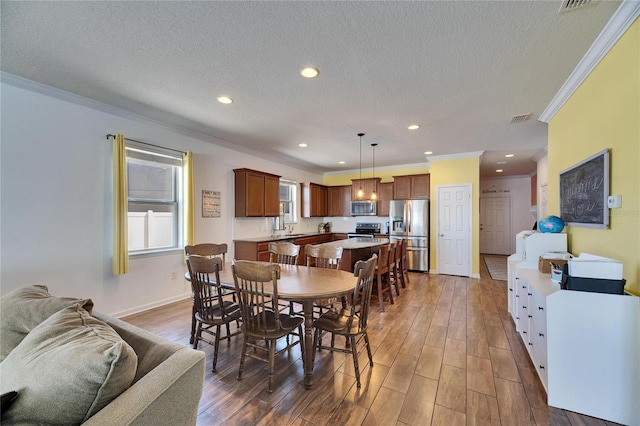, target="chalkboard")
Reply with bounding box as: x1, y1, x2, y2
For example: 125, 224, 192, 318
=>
559, 149, 609, 228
